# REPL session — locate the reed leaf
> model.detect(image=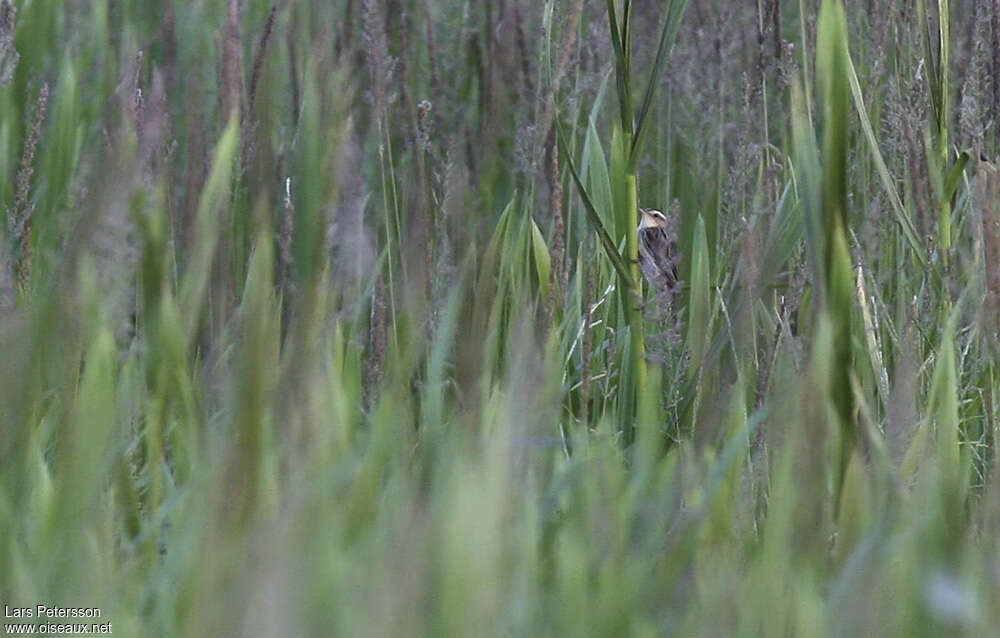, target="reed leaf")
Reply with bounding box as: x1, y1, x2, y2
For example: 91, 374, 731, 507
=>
556, 122, 637, 296
629, 0, 691, 171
